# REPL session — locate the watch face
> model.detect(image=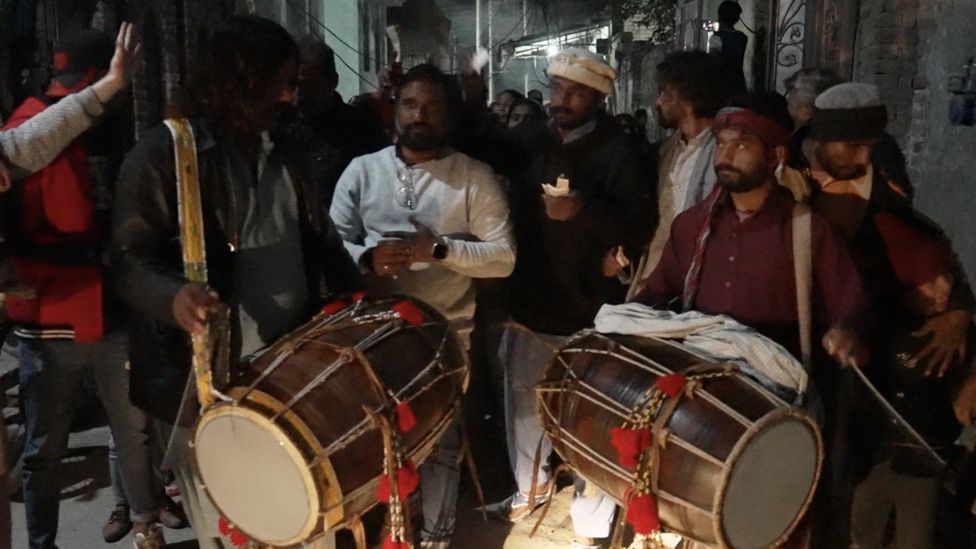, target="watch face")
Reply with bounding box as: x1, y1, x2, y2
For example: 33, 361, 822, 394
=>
433, 242, 447, 260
